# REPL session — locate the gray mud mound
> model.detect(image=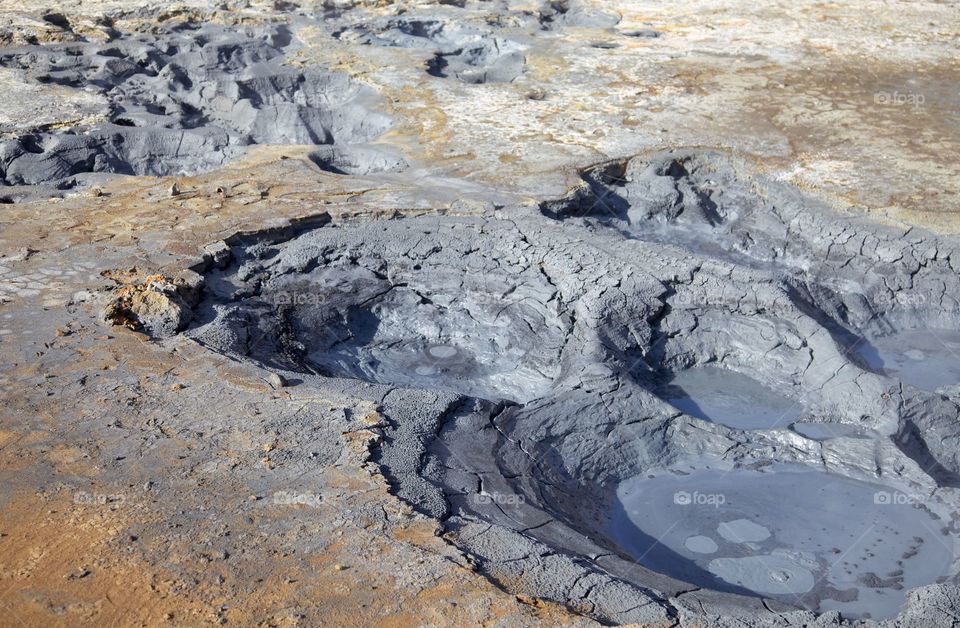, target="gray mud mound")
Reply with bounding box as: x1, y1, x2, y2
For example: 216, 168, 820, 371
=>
0, 22, 391, 192
538, 0, 621, 30
307, 144, 408, 175
337, 17, 526, 83
183, 152, 960, 625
